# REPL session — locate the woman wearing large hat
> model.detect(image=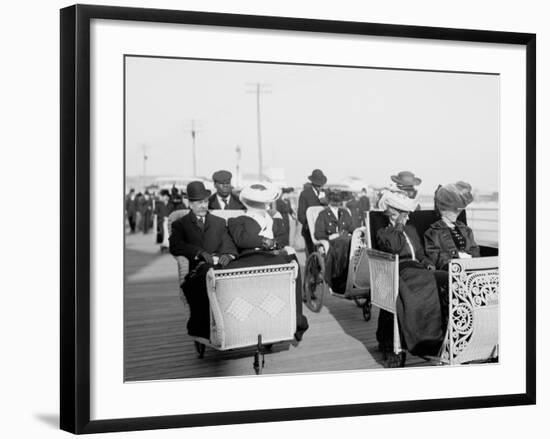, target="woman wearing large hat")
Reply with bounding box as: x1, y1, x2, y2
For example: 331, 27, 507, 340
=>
425, 181, 480, 270
375, 189, 447, 362
227, 183, 309, 341
390, 171, 422, 210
